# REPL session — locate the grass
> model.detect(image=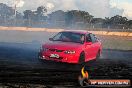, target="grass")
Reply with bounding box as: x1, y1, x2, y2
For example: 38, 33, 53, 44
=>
0, 30, 131, 50
98, 35, 132, 50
